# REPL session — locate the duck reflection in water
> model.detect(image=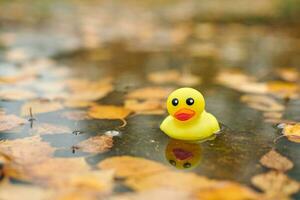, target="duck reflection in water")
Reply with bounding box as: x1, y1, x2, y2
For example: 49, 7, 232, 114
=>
165, 139, 202, 170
